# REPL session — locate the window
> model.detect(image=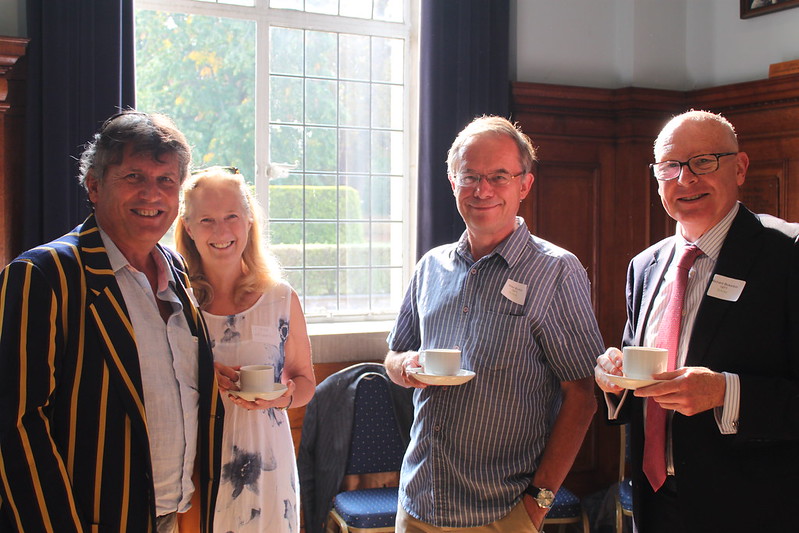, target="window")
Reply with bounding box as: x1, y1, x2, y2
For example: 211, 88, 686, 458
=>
134, 0, 418, 322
